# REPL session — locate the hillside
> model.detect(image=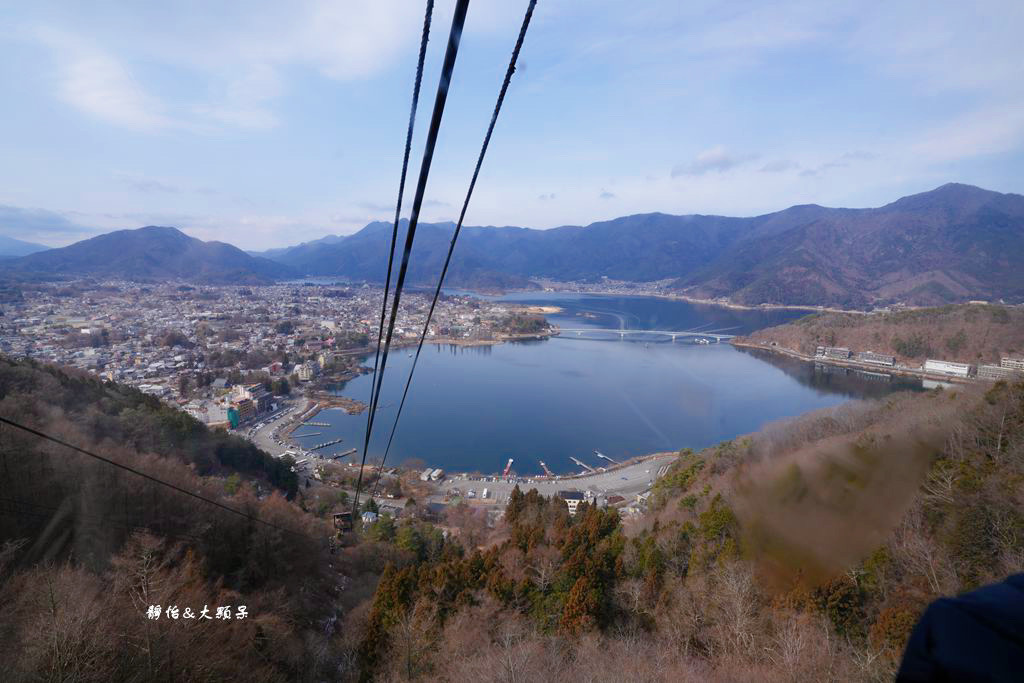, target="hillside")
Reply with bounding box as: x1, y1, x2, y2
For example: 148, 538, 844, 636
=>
737, 303, 1024, 365
347, 379, 1024, 680
679, 184, 1024, 308
264, 215, 754, 288
0, 356, 343, 678
262, 184, 1024, 307
2, 226, 295, 284
2, 355, 1023, 679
